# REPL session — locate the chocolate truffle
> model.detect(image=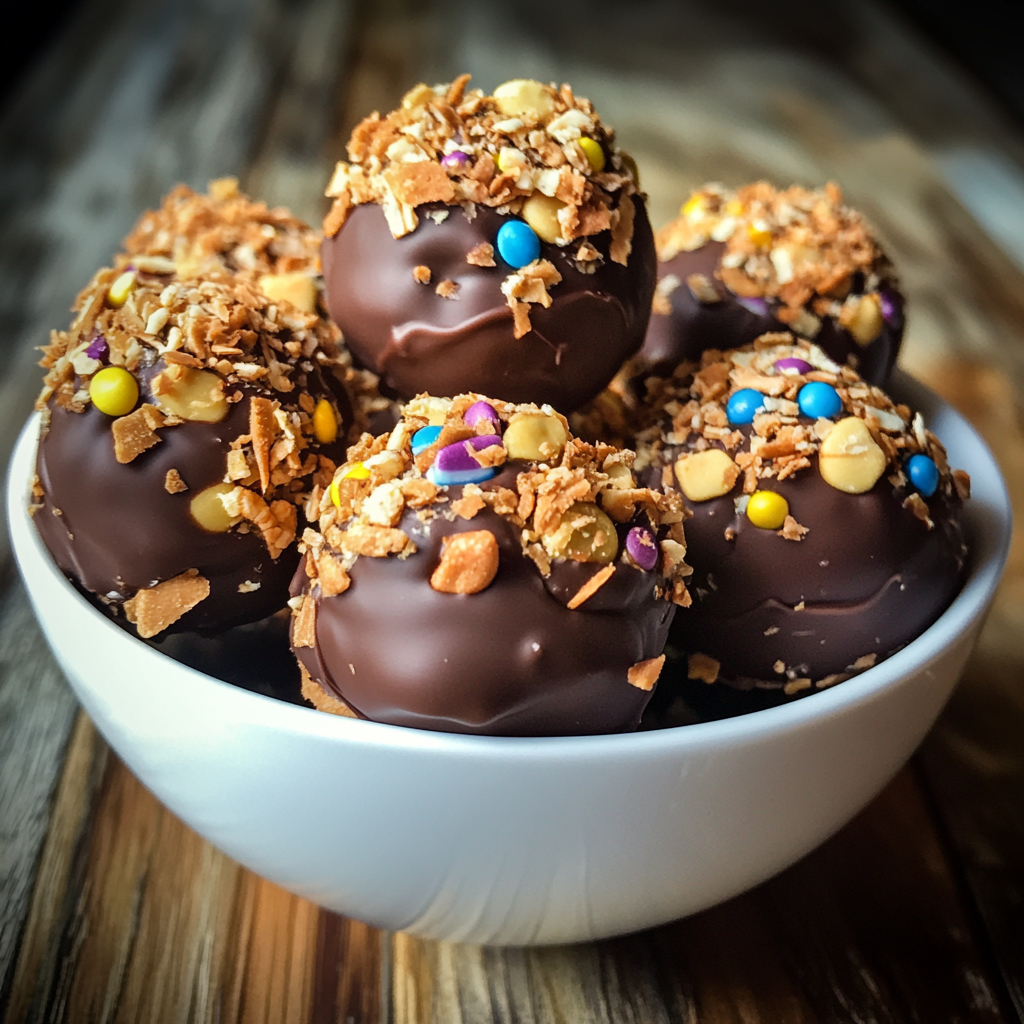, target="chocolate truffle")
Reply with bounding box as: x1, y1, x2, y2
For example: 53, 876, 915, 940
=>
320, 75, 656, 411
290, 394, 691, 736
33, 183, 366, 637
639, 183, 904, 385
635, 336, 969, 699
